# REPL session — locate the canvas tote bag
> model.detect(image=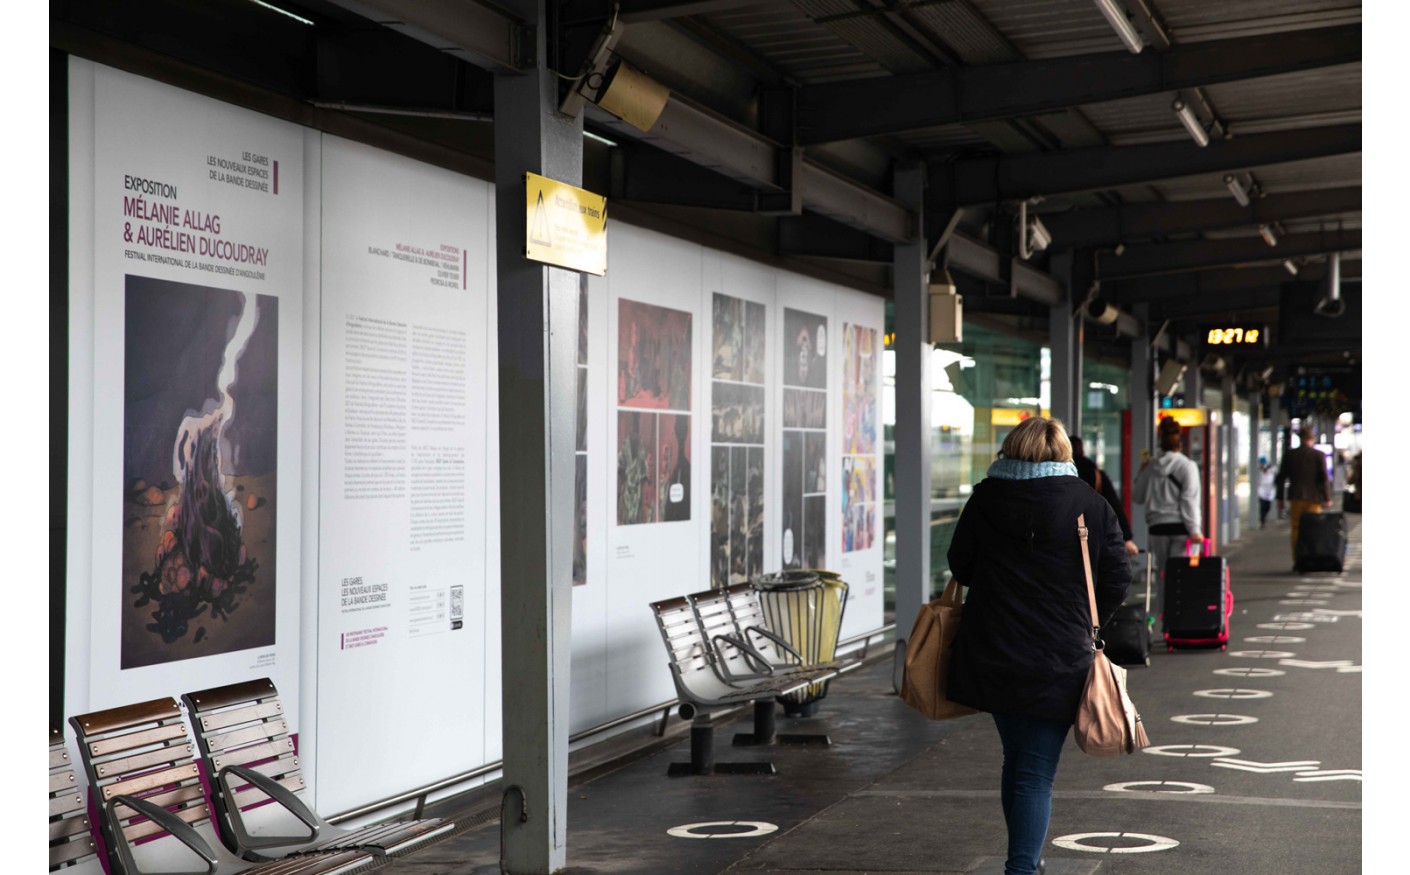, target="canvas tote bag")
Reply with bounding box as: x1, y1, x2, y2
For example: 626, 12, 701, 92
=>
1074, 514, 1152, 755
900, 578, 977, 720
